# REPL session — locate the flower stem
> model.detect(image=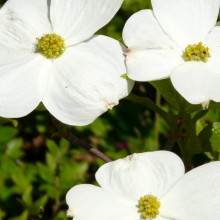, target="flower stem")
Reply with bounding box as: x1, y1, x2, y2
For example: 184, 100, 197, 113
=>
164, 116, 185, 151
154, 90, 161, 149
